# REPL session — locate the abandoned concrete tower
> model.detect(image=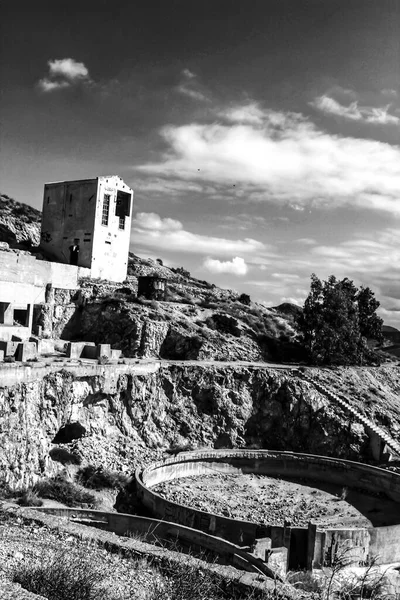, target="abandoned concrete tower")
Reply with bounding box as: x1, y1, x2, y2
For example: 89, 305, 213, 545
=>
40, 176, 133, 282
